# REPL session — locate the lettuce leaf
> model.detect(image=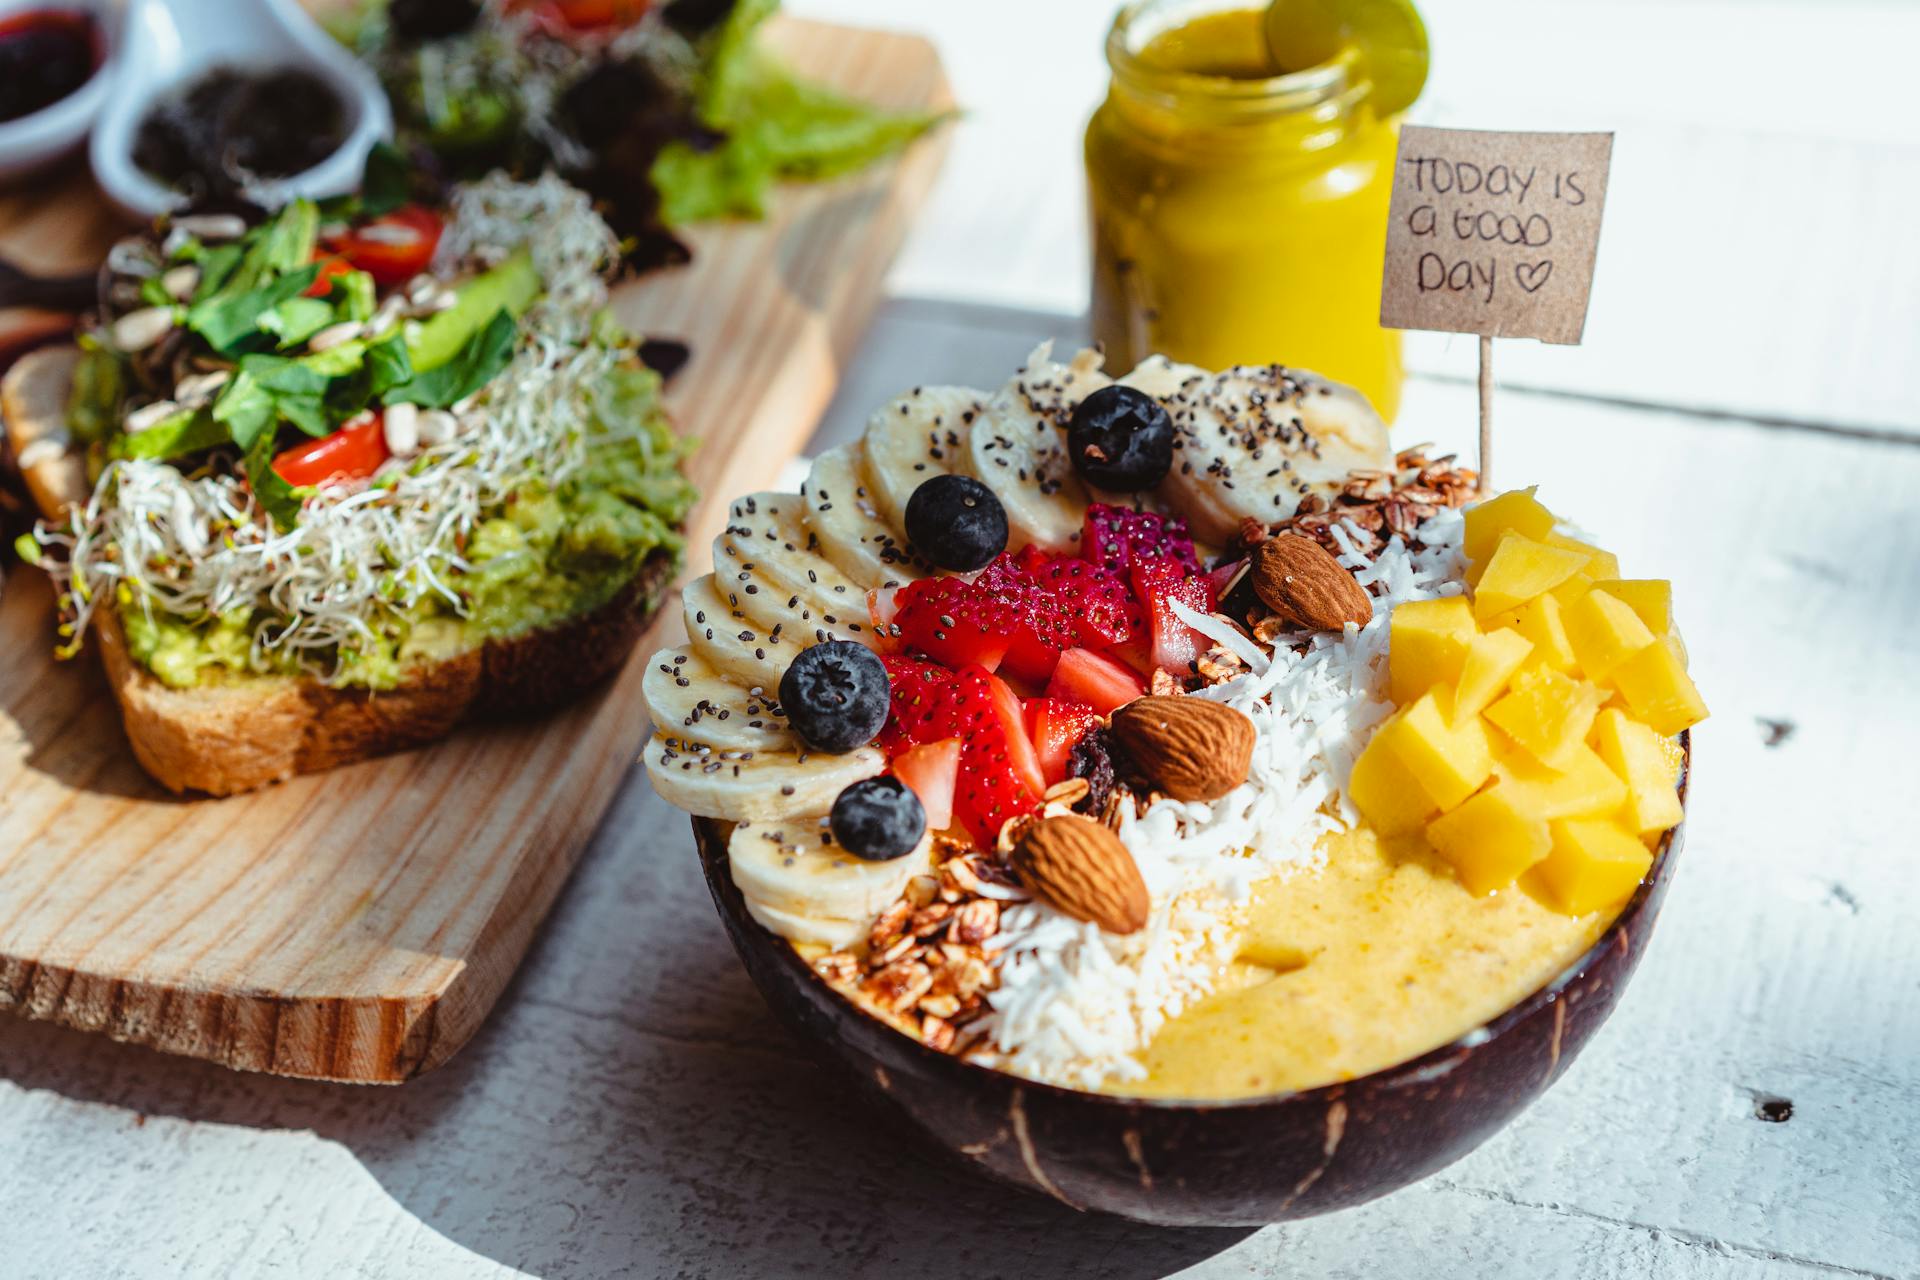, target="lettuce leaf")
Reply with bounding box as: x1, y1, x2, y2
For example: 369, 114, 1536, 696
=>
652, 0, 945, 225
